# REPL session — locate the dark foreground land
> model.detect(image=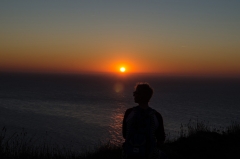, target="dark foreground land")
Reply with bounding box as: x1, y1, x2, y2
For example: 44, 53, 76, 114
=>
1, 121, 240, 159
